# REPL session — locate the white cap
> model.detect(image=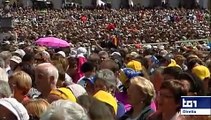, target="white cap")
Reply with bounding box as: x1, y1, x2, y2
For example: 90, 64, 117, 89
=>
67, 84, 87, 98
130, 52, 139, 58
10, 56, 22, 64
69, 49, 77, 58
0, 98, 29, 120
111, 52, 121, 56
57, 51, 66, 58
77, 47, 87, 55
14, 49, 25, 58
42, 51, 50, 58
